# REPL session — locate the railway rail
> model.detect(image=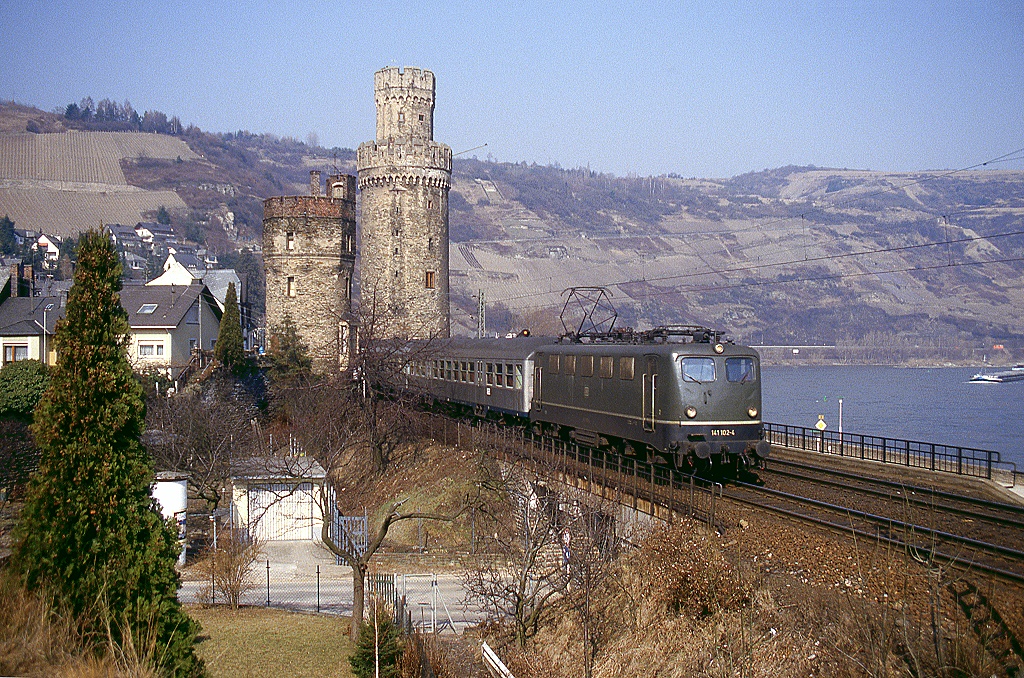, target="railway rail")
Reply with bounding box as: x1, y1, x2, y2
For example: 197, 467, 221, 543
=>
763, 458, 1024, 526
424, 417, 1024, 587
